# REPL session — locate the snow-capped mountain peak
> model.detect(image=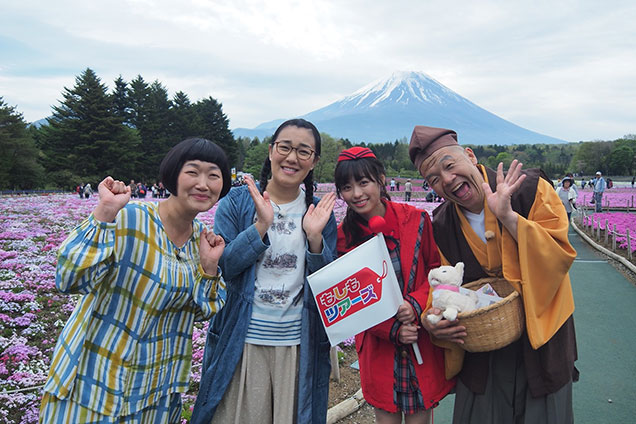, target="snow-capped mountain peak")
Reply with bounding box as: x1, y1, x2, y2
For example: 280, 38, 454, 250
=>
341, 71, 464, 109
233, 70, 566, 145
